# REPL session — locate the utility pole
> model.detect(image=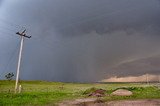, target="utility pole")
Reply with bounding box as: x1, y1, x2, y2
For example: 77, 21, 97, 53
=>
15, 29, 31, 93
146, 73, 149, 85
